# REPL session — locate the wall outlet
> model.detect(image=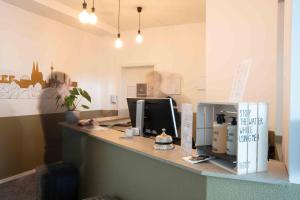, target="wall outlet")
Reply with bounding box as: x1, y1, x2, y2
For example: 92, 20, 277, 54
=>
110, 95, 118, 104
